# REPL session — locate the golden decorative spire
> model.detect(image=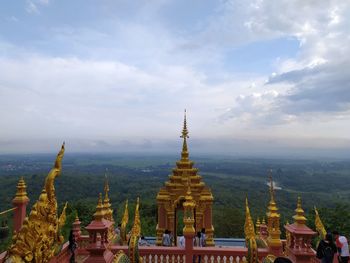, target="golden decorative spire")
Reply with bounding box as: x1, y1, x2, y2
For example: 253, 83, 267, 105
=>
314, 206, 326, 239
245, 198, 256, 239
245, 198, 258, 263
130, 198, 141, 237
121, 199, 129, 244
293, 196, 307, 225
103, 172, 113, 221
183, 179, 196, 235
266, 170, 281, 248
262, 217, 266, 225
256, 217, 261, 229
180, 109, 189, 161
7, 143, 65, 263
12, 177, 29, 203
269, 170, 275, 202
93, 193, 105, 221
